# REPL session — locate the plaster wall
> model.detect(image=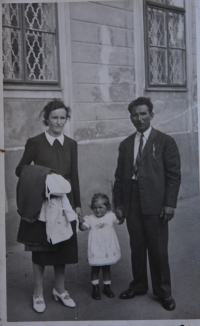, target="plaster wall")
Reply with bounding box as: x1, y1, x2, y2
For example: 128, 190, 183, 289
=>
70, 1, 135, 141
